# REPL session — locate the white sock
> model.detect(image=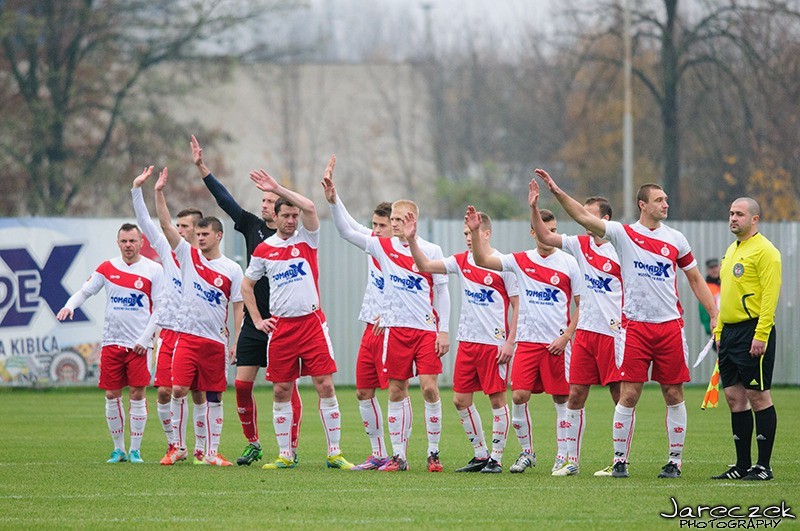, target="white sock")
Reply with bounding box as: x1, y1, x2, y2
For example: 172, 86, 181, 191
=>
193, 402, 208, 455
565, 408, 585, 465
425, 400, 442, 455
403, 396, 413, 452
156, 401, 173, 445
273, 401, 293, 459
666, 401, 687, 467
319, 396, 342, 457
206, 401, 223, 456
387, 400, 406, 460
613, 404, 635, 463
105, 397, 125, 452
128, 399, 147, 452
491, 405, 510, 463
458, 405, 488, 459
359, 398, 387, 458
170, 396, 188, 449
512, 402, 533, 453
554, 401, 568, 462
